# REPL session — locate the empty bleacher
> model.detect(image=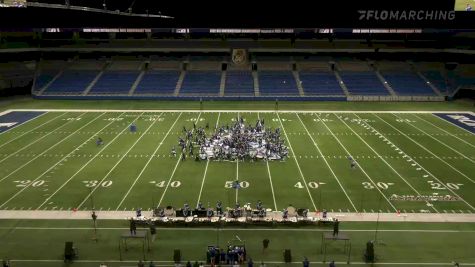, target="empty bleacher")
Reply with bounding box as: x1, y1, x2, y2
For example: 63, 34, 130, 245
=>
88, 60, 142, 95
258, 70, 298, 96
297, 61, 344, 95
34, 60, 67, 93
135, 70, 180, 95
179, 58, 222, 96
180, 71, 222, 95
42, 60, 104, 95
257, 60, 298, 96
224, 70, 254, 96
337, 61, 389, 95
378, 62, 435, 96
